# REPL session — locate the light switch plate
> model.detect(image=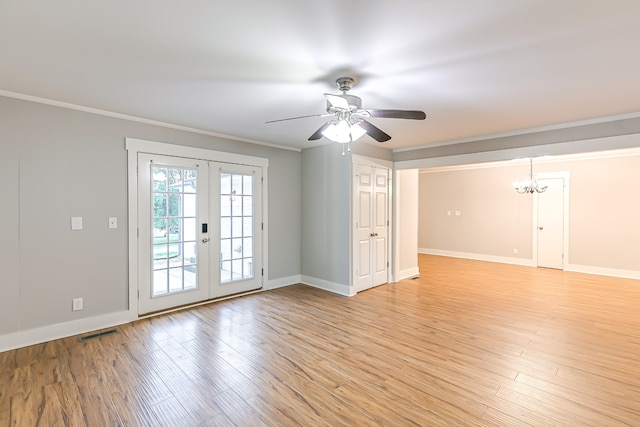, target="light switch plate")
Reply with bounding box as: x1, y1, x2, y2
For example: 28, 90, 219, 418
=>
71, 217, 83, 230
108, 217, 118, 229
